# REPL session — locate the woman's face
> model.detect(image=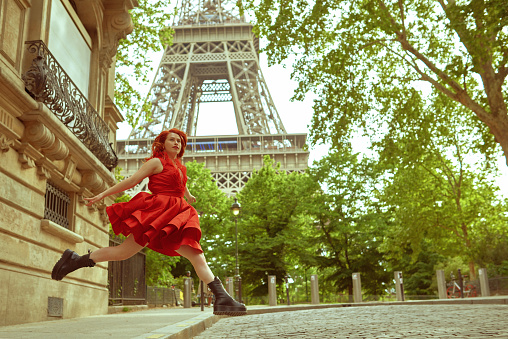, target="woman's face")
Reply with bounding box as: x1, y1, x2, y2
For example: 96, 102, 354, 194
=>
164, 132, 182, 157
